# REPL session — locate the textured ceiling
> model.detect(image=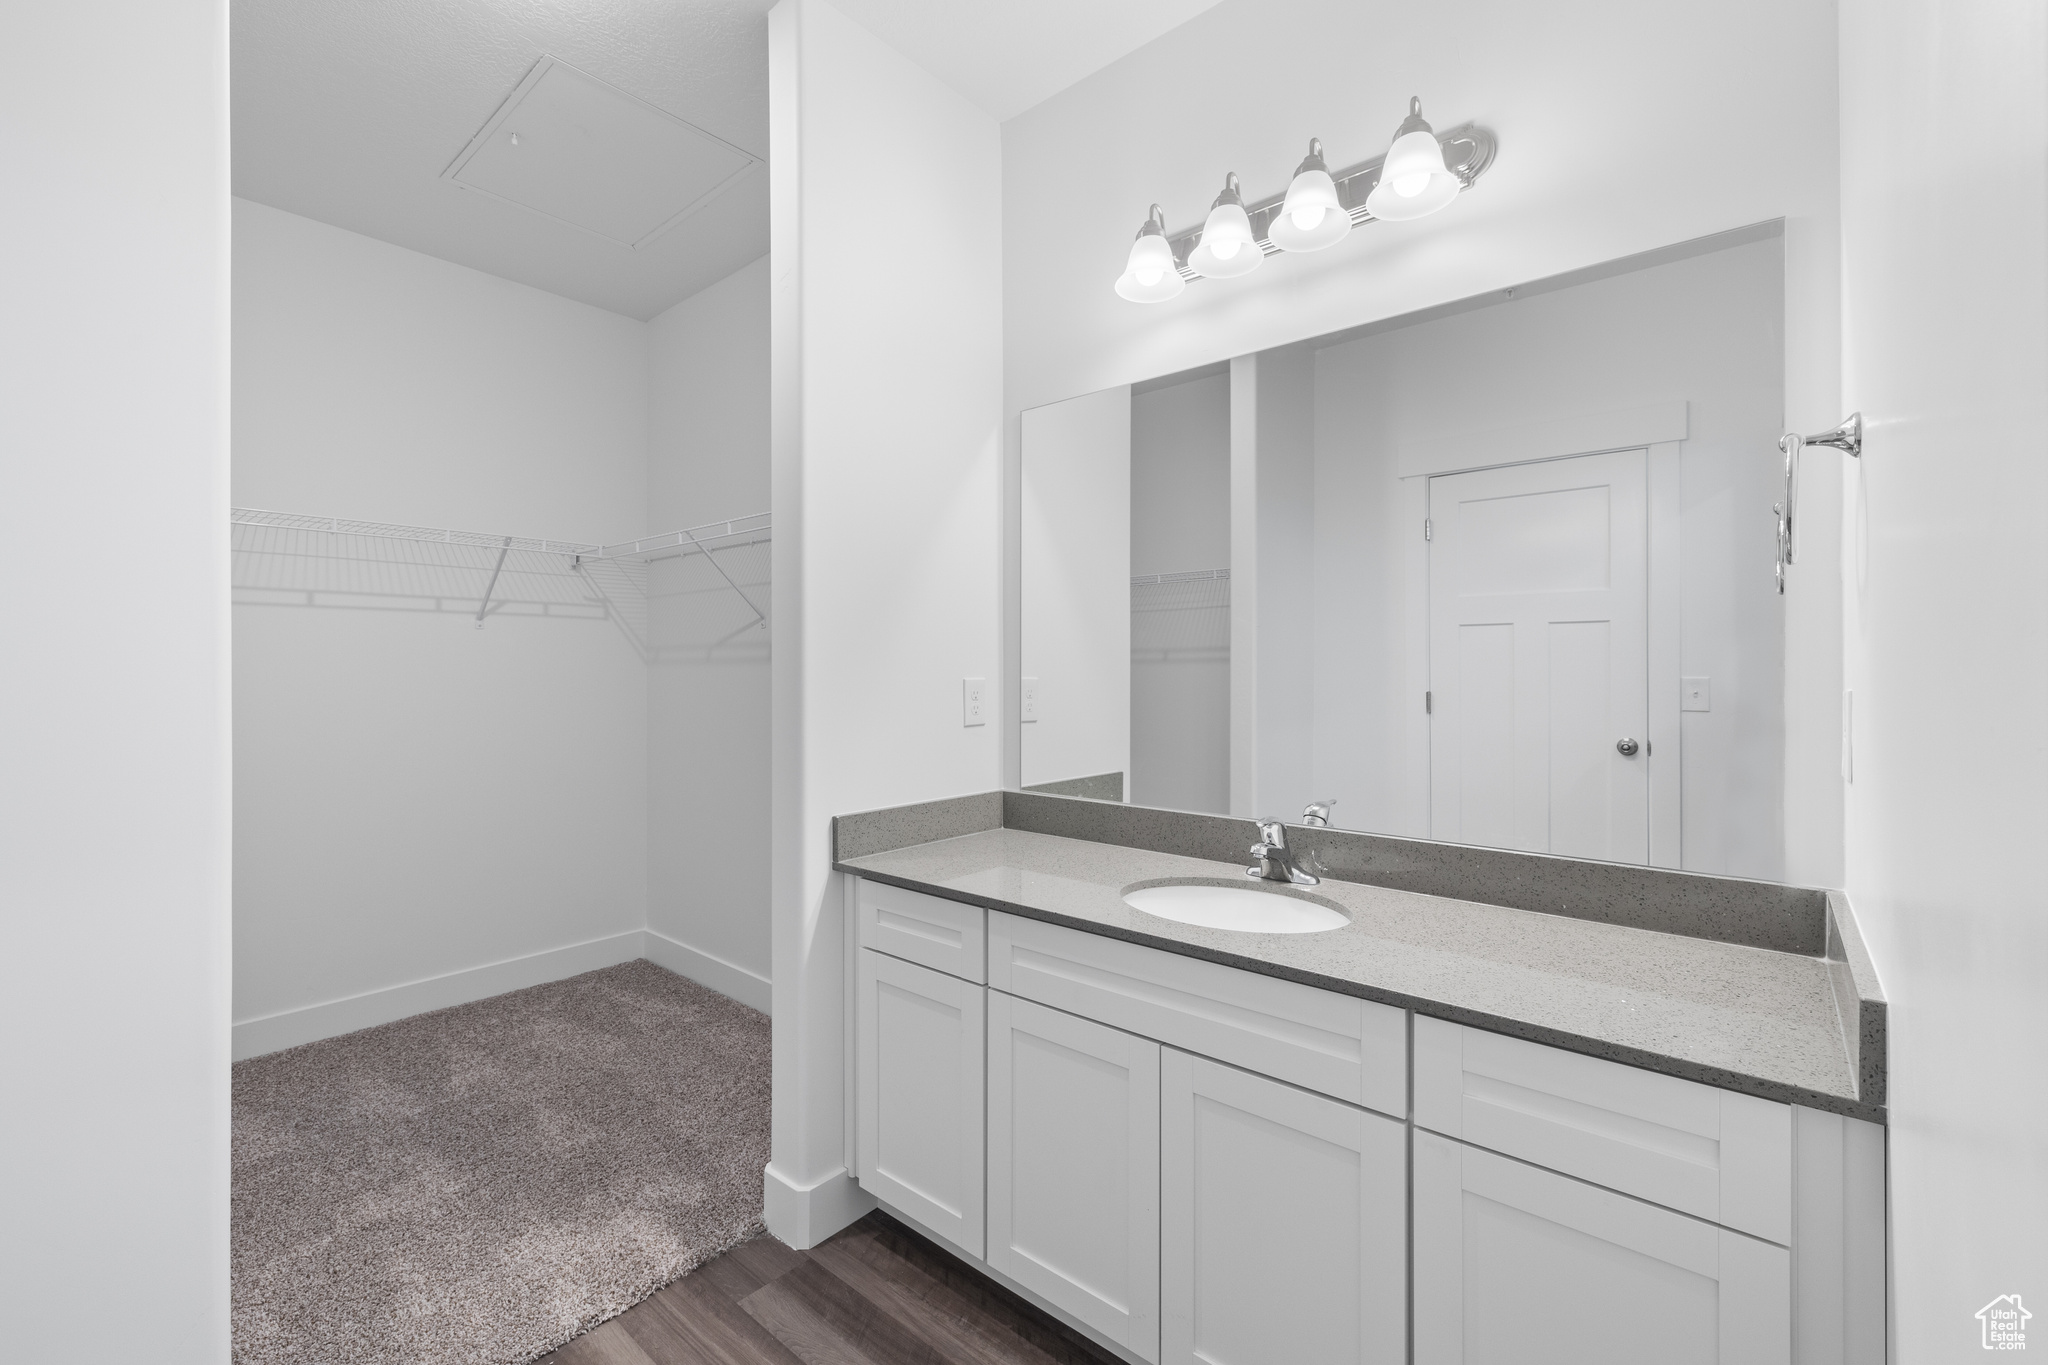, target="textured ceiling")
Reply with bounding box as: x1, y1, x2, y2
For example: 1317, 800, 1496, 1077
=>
231, 0, 1225, 318
231, 0, 774, 320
